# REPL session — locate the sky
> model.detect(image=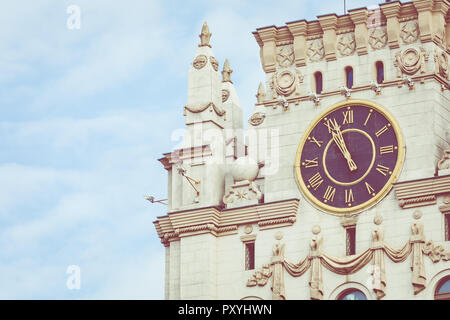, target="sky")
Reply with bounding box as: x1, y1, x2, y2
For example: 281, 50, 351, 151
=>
0, 0, 375, 299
